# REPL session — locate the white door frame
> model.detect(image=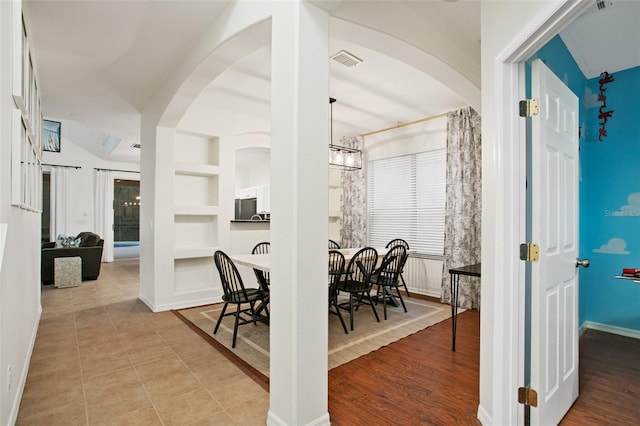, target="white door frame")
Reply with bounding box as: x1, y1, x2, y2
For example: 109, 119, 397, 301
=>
487, 1, 592, 424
